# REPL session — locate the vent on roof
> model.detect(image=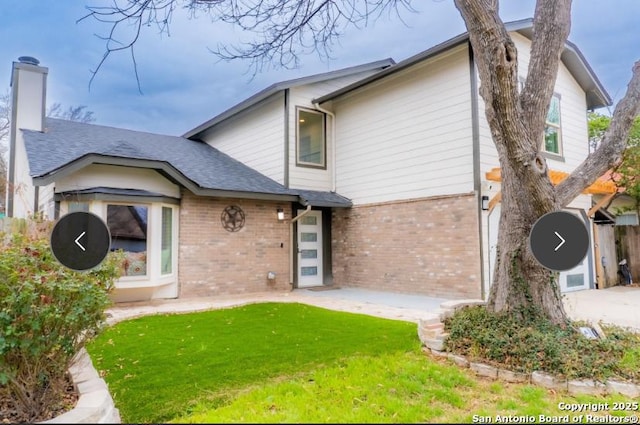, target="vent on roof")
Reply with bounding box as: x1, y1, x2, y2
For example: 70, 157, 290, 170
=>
18, 56, 40, 66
